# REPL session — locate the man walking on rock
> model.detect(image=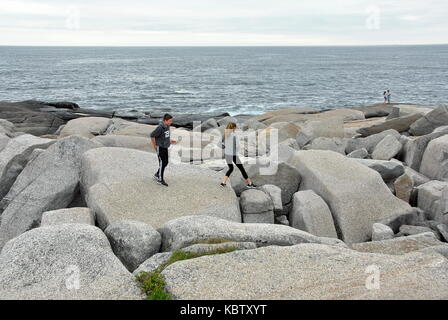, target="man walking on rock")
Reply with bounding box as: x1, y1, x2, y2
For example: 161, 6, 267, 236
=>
150, 114, 177, 187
